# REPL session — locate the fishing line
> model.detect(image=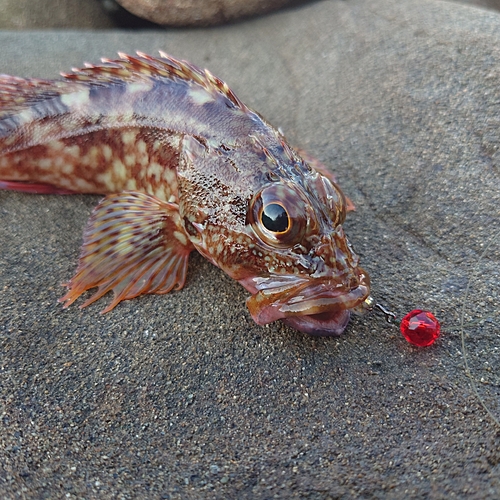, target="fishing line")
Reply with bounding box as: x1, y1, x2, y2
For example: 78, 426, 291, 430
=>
459, 228, 500, 427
